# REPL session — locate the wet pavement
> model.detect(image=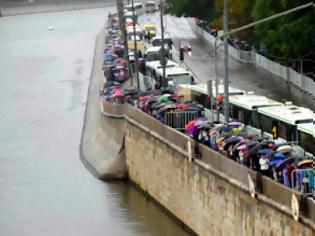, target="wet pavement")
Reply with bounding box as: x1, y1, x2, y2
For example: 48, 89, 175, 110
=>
0, 8, 191, 236
140, 13, 315, 111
